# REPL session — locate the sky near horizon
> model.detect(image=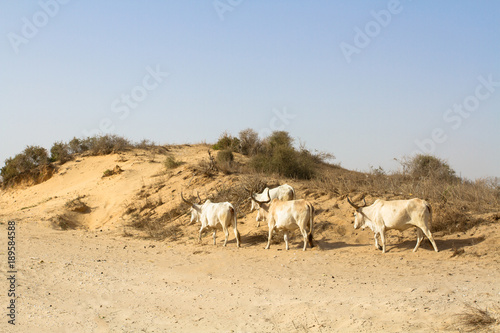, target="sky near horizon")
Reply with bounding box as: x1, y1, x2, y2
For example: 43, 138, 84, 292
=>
1, 1, 499, 180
